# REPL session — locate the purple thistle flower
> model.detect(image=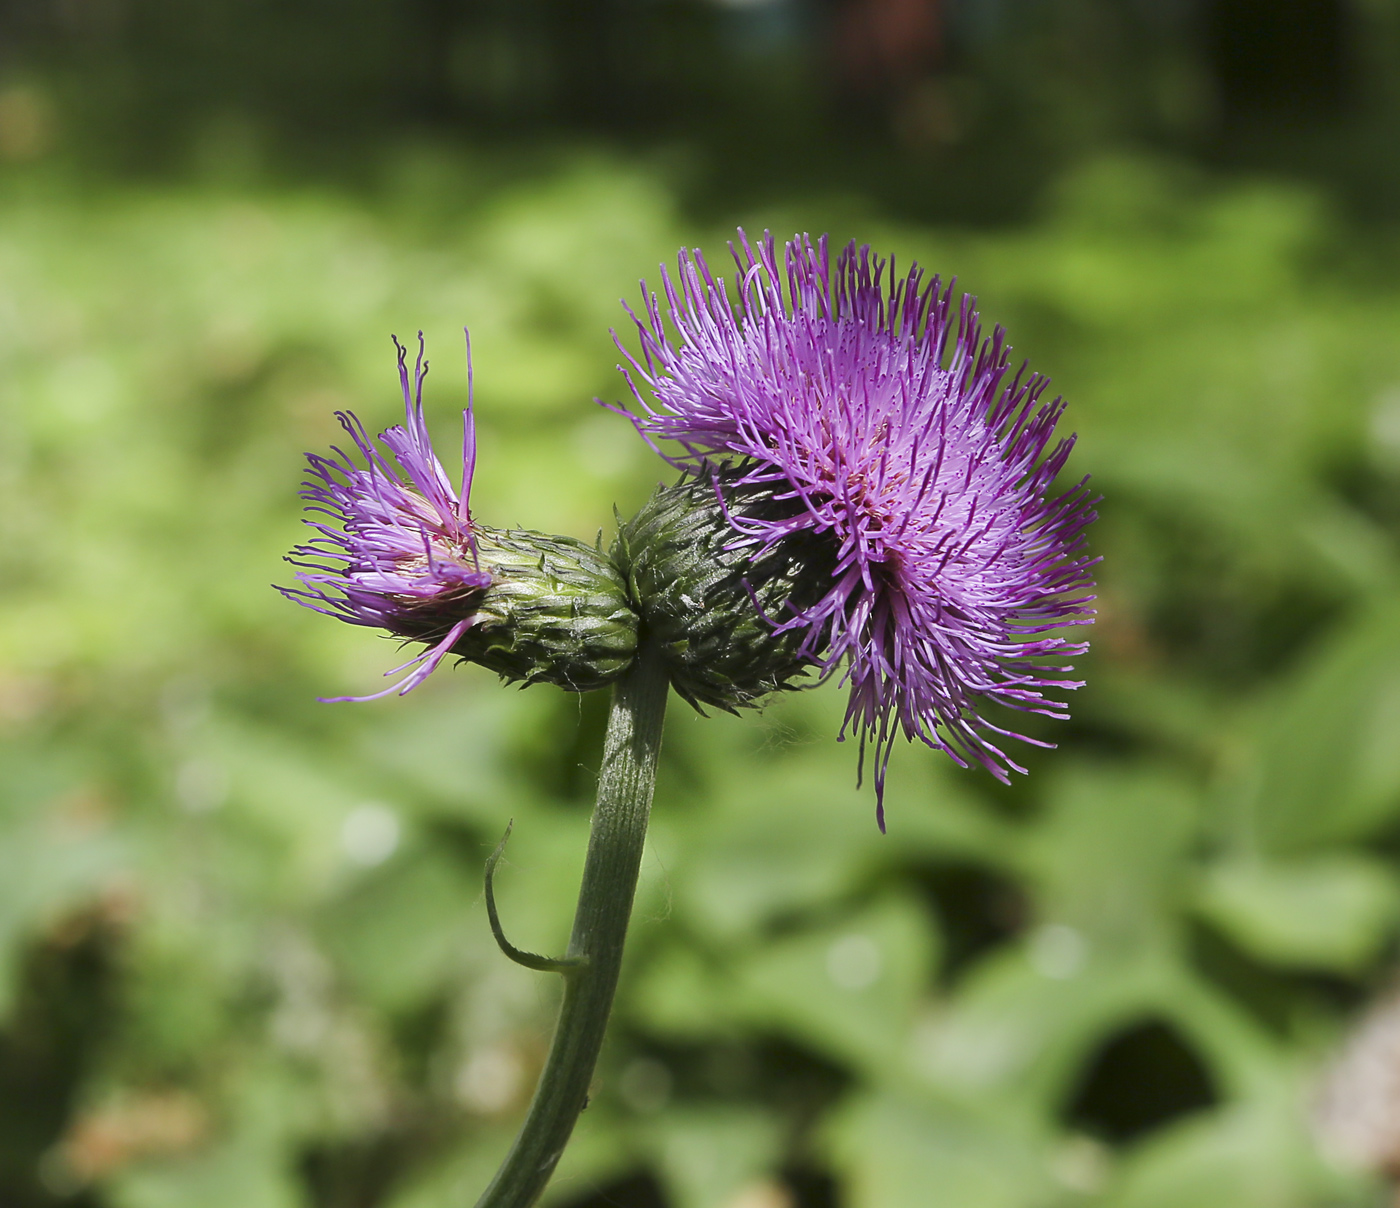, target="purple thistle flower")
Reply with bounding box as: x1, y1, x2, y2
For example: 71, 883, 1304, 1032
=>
616, 231, 1098, 828
282, 332, 491, 701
